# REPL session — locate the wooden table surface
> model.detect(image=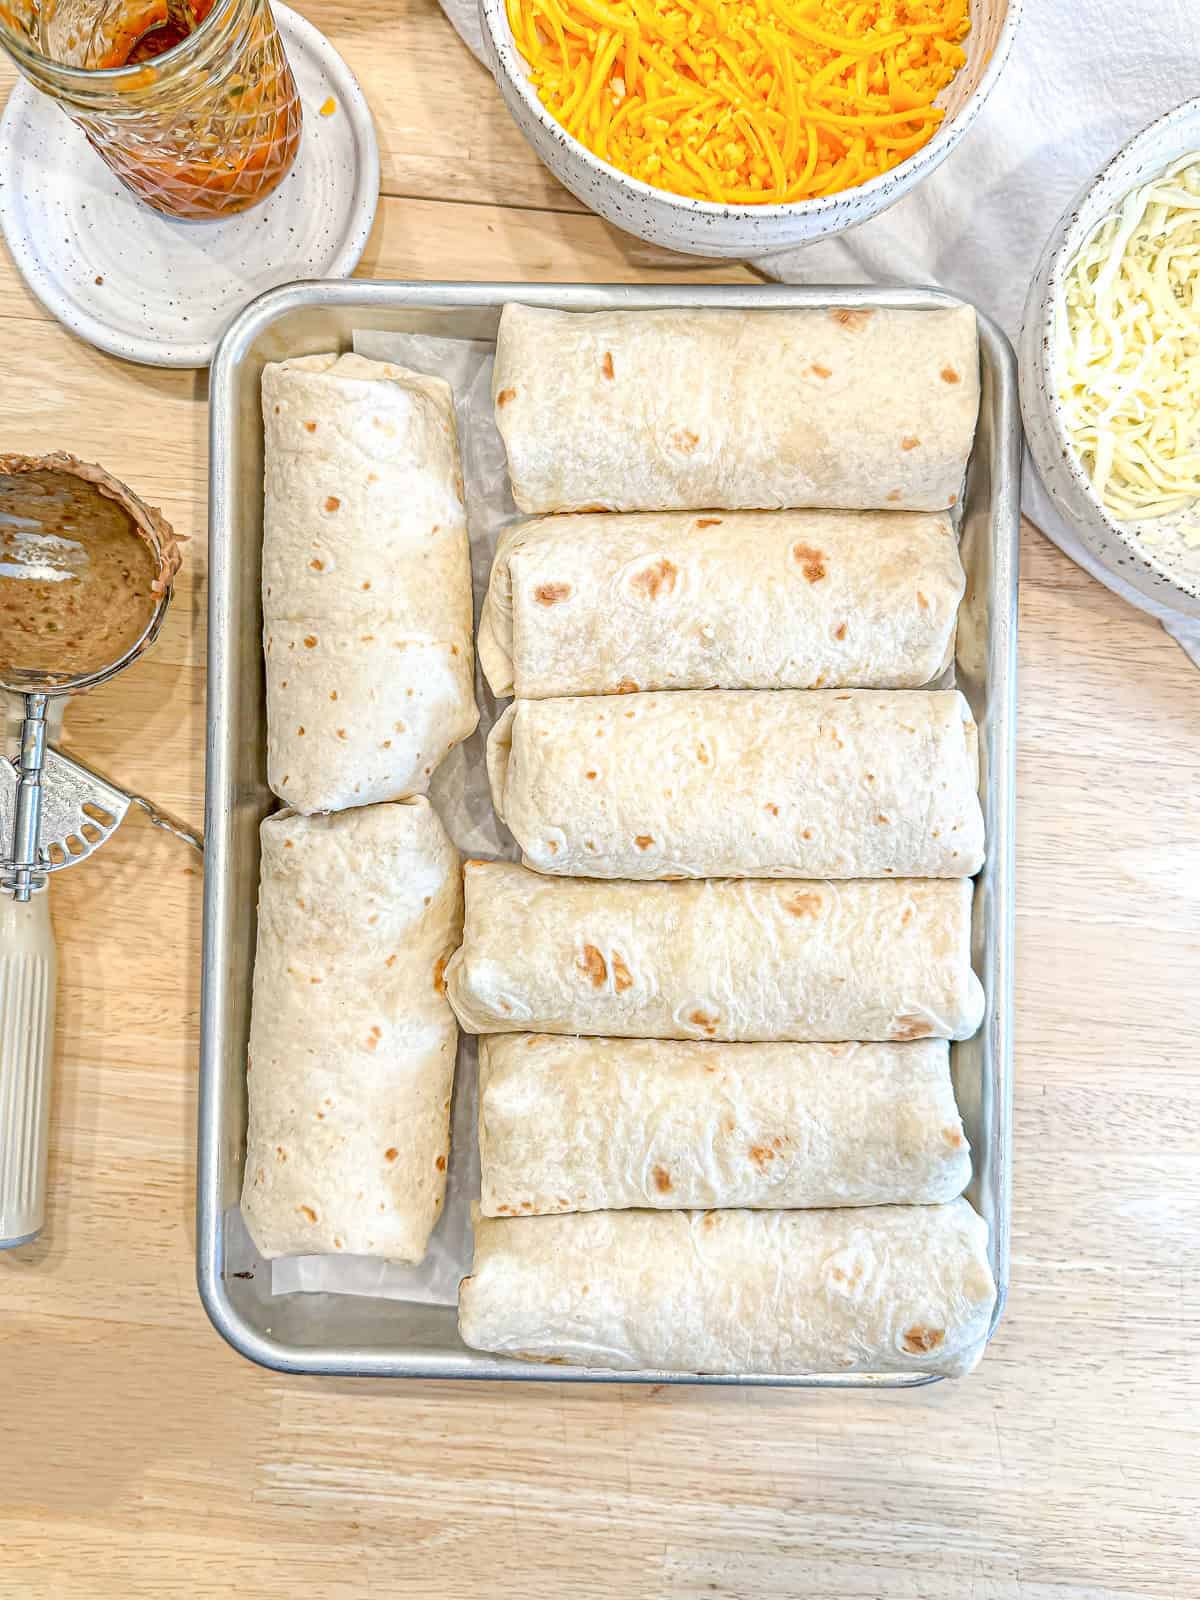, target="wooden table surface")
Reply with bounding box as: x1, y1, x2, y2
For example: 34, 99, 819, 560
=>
2, 4, 1199, 1595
